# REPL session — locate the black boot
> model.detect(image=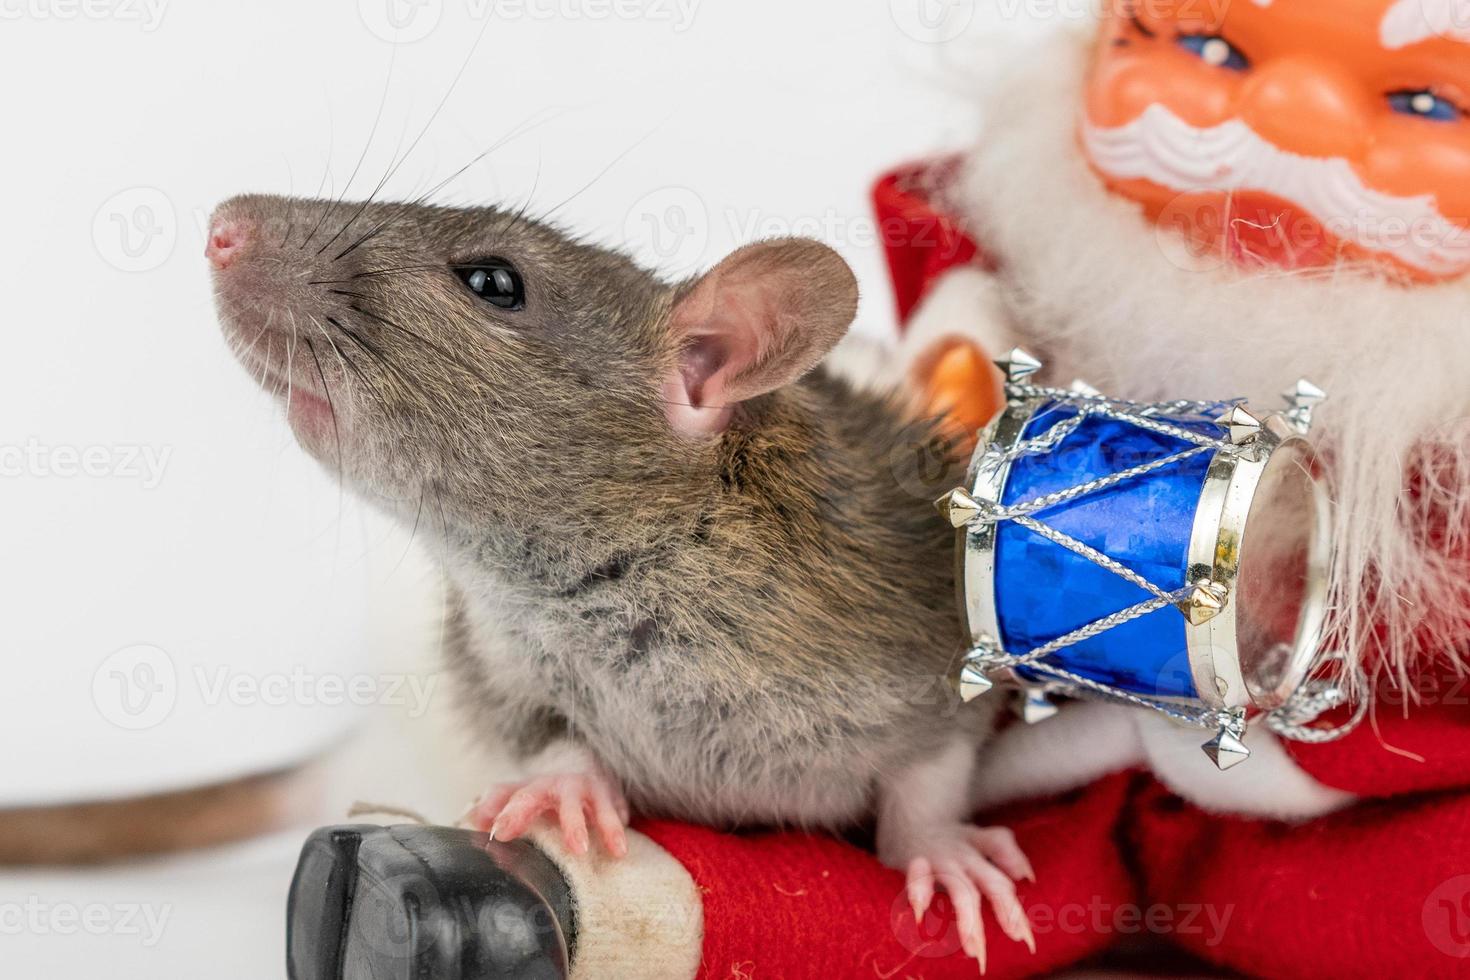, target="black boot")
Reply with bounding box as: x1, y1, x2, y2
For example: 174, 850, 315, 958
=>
287, 824, 574, 979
